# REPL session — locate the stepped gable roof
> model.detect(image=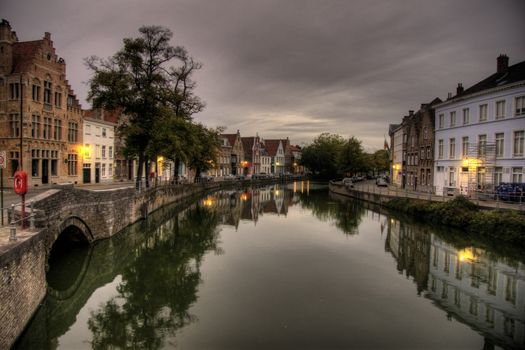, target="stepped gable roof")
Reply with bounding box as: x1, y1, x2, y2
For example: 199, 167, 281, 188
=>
222, 134, 238, 147
12, 40, 42, 73
452, 60, 525, 100
241, 137, 255, 153
264, 139, 281, 157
